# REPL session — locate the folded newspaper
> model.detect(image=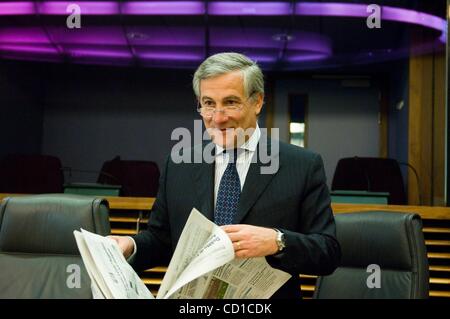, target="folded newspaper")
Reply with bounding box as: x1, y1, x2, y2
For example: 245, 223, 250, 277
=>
74, 208, 291, 299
